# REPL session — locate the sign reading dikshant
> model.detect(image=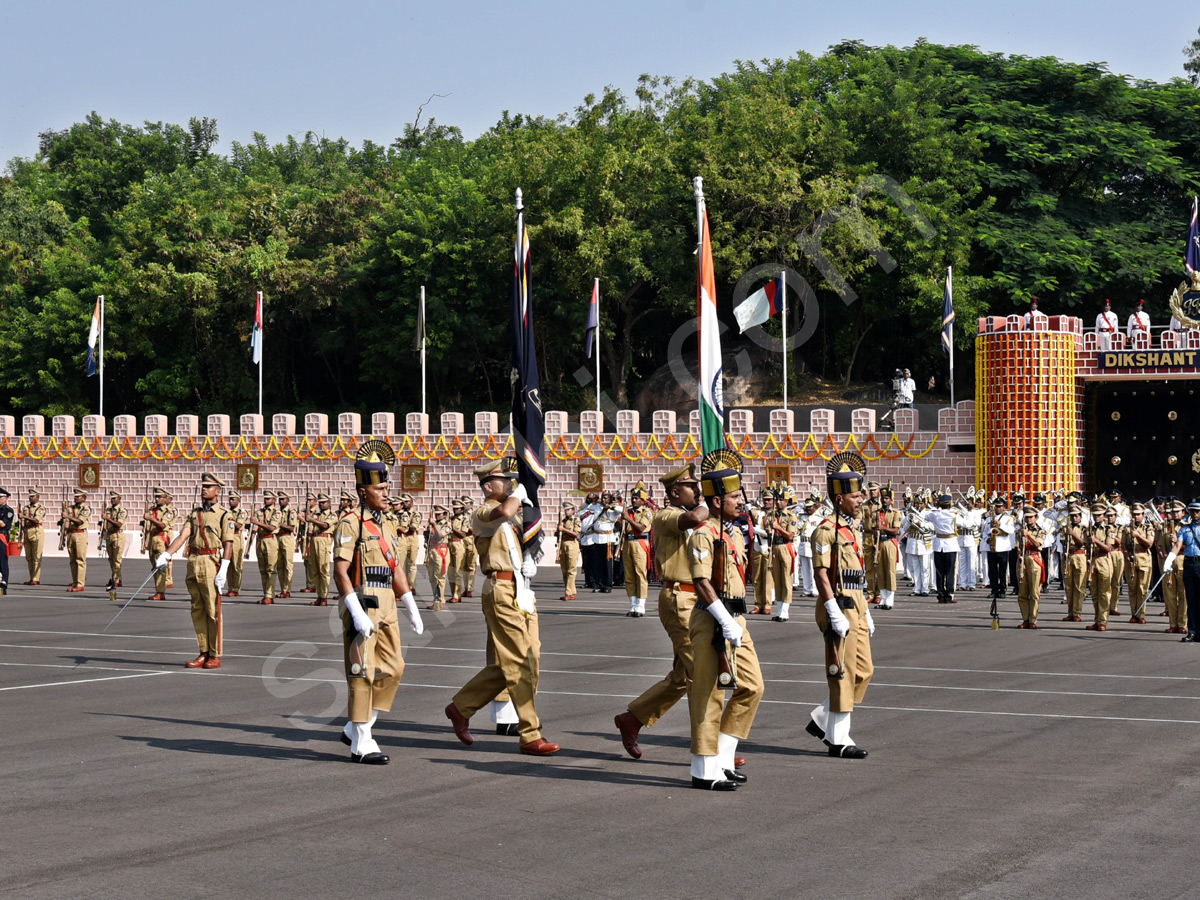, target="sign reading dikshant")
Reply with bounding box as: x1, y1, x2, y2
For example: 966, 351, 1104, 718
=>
1097, 350, 1199, 370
